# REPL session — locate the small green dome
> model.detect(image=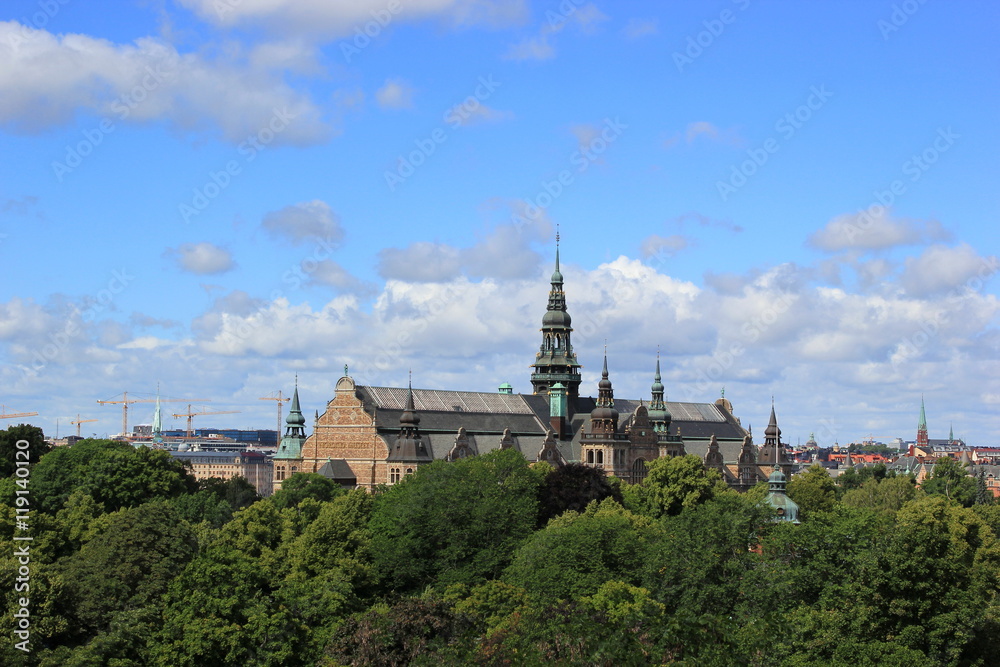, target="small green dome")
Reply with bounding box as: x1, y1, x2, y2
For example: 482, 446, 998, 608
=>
542, 309, 572, 327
